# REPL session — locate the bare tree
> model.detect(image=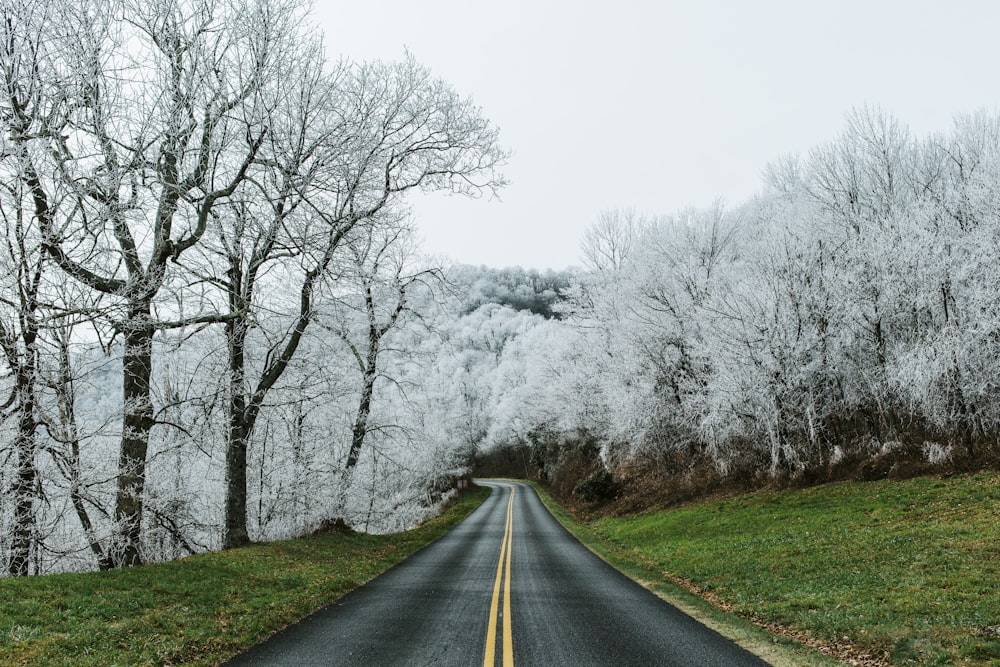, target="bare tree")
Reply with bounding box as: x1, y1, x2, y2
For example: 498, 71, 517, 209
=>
0, 2, 52, 574
580, 207, 642, 272
804, 106, 917, 444
2, 0, 508, 565
40, 318, 116, 570
330, 216, 439, 524
209, 54, 506, 548
0, 159, 43, 576
4, 0, 321, 566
